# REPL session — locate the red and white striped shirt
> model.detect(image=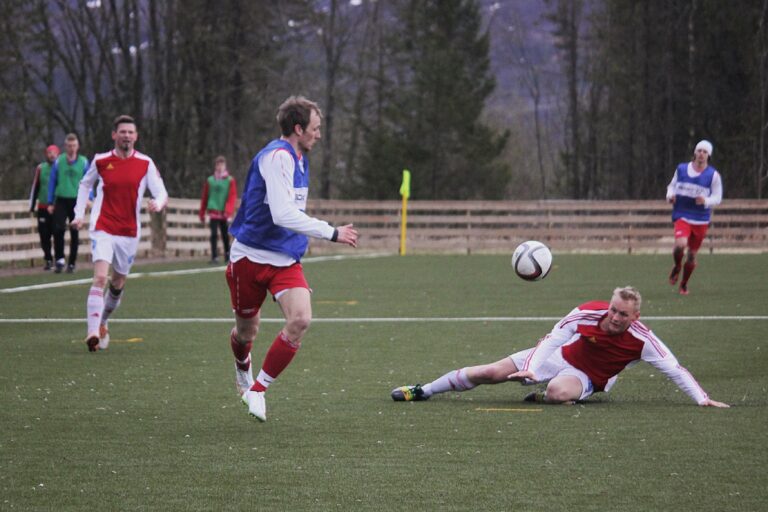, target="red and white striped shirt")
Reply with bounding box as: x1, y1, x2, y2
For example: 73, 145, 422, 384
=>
75, 149, 168, 238
522, 301, 709, 404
